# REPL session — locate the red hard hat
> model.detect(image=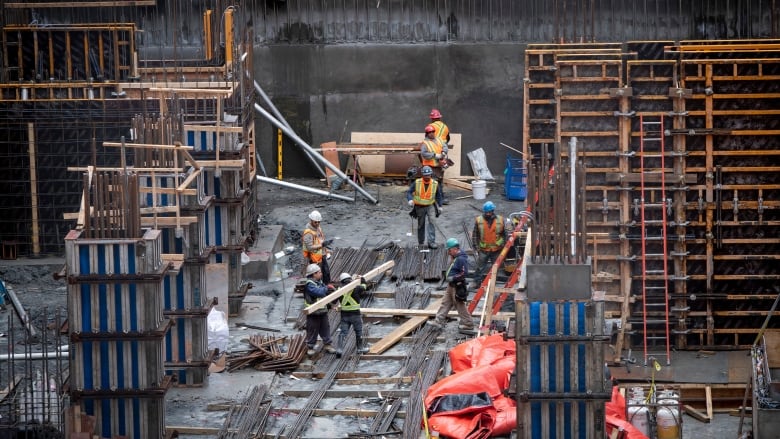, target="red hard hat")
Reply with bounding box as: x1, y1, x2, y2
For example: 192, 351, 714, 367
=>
429, 108, 442, 119
424, 124, 435, 134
